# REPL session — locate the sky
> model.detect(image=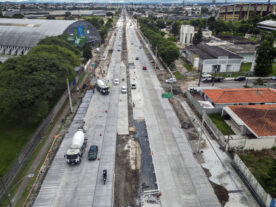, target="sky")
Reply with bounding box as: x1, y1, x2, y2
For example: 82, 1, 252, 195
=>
0, 0, 275, 3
